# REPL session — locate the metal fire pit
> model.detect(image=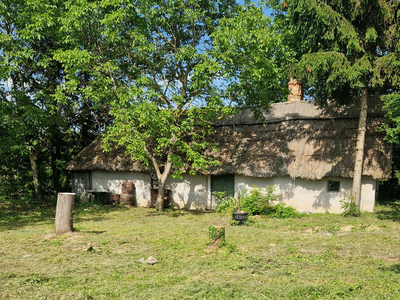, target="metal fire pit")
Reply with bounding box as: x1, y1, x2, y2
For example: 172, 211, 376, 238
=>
232, 192, 249, 224
232, 212, 249, 222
